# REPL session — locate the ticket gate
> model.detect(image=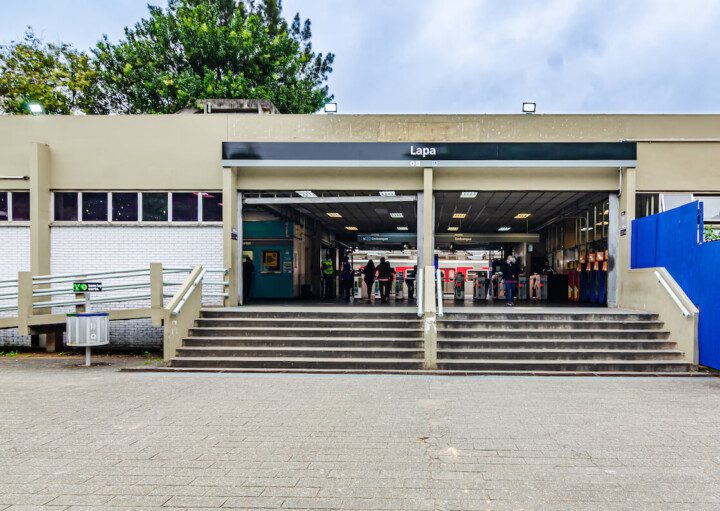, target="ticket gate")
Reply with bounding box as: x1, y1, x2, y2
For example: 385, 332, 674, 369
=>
518, 276, 528, 300
474, 274, 488, 300
373, 280, 380, 299
353, 274, 363, 299
395, 273, 405, 300
454, 272, 465, 300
